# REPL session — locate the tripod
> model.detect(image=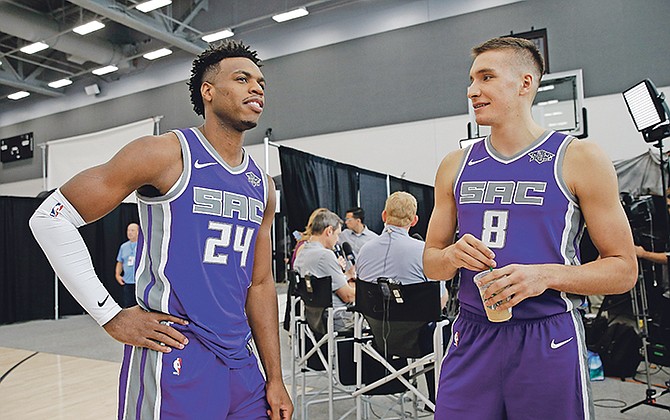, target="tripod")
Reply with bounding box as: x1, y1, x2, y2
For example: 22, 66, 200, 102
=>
621, 199, 670, 413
